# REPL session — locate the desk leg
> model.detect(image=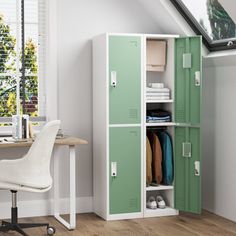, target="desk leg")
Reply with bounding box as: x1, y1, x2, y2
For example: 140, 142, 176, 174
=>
53, 147, 60, 219
69, 145, 76, 228
53, 145, 76, 230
